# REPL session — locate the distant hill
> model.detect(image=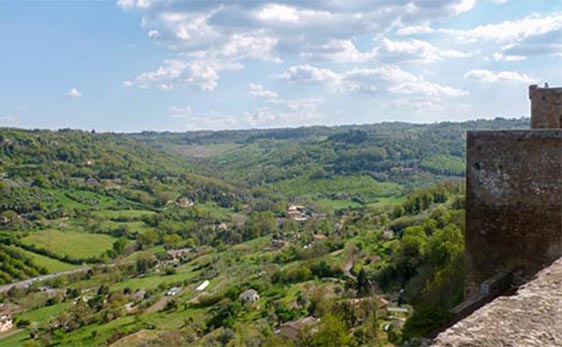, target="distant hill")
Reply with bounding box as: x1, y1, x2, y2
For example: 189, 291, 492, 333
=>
133, 117, 529, 199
